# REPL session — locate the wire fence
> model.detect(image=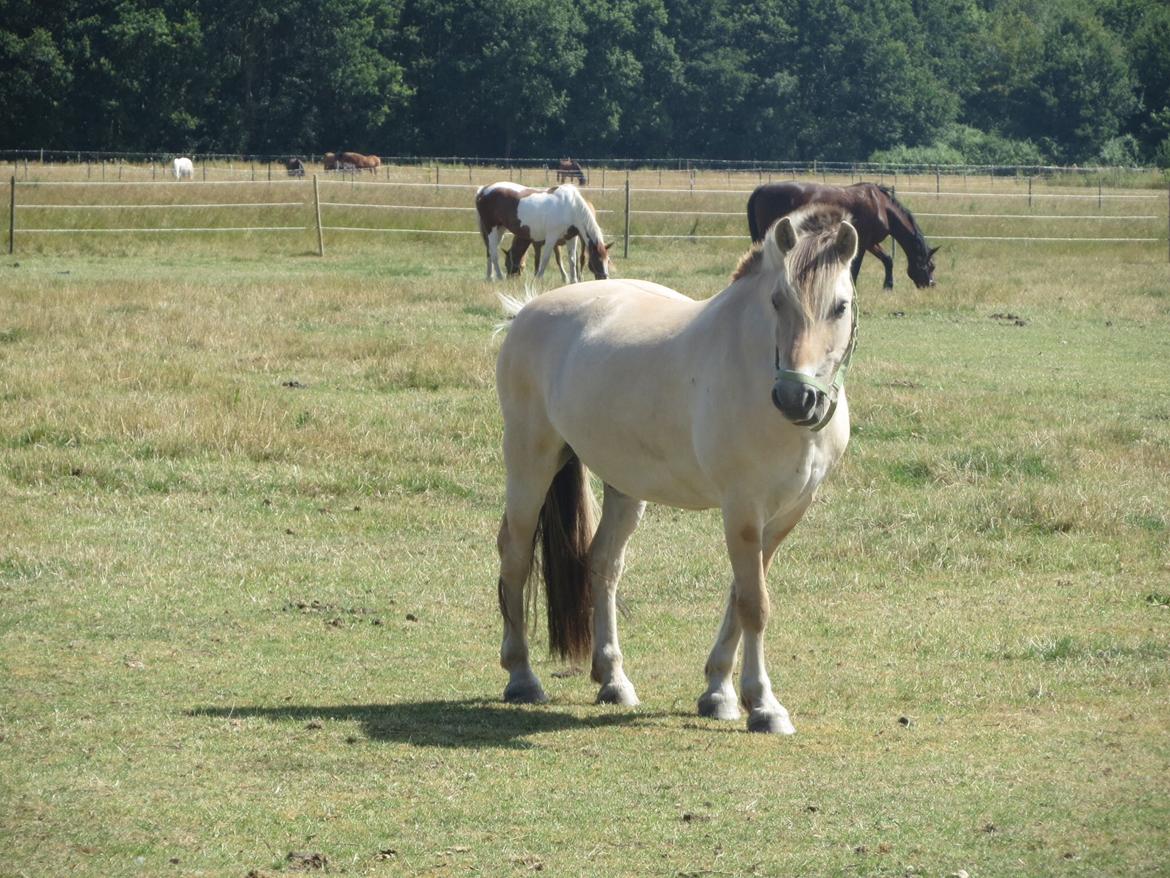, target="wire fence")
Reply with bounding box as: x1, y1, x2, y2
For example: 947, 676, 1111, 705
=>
6, 172, 1169, 260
